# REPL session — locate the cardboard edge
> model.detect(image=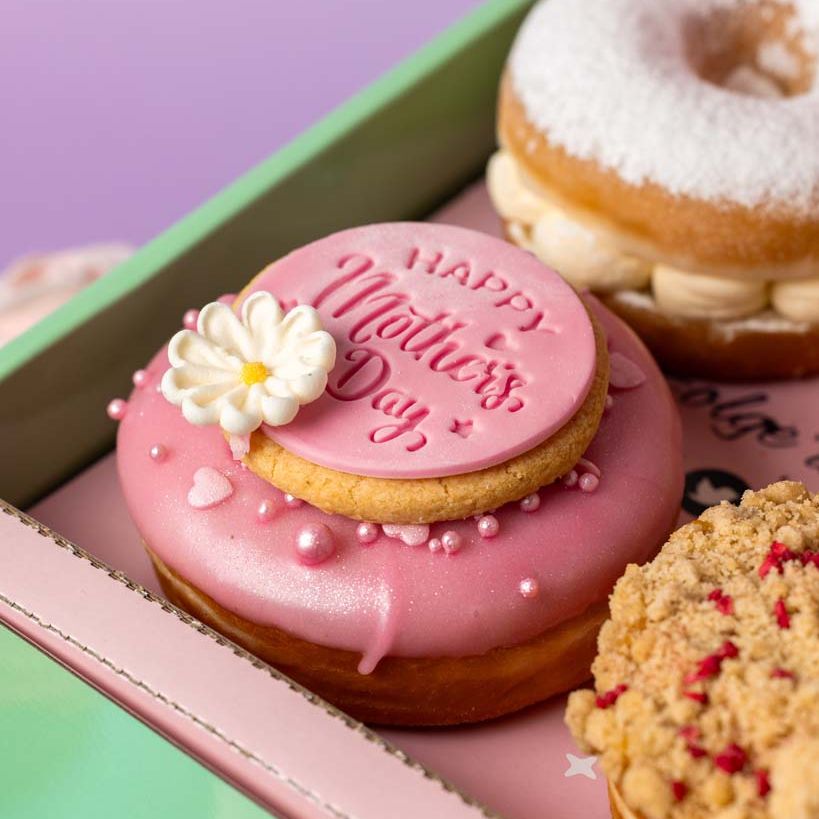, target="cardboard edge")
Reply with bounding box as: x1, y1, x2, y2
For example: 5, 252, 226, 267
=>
0, 500, 498, 819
